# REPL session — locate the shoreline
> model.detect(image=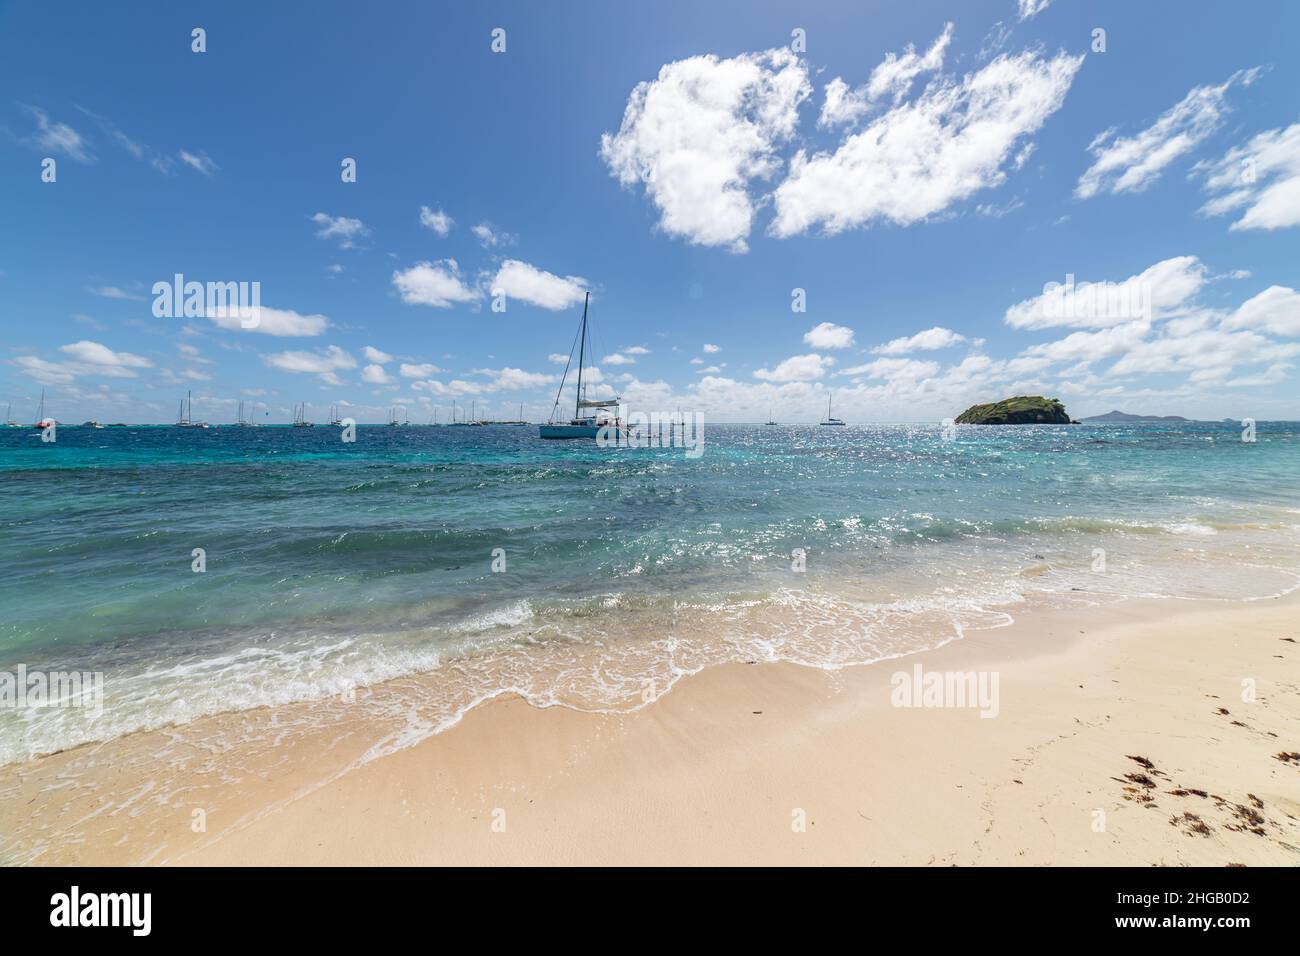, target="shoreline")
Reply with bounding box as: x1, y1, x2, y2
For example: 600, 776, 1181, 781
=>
2, 590, 1298, 865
